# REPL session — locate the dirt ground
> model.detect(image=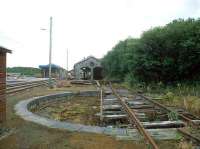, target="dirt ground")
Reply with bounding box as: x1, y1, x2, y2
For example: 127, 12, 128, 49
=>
0, 83, 180, 149
35, 96, 100, 125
